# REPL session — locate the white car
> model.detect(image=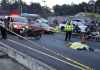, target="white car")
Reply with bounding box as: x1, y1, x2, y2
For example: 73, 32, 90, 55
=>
59, 24, 65, 31
36, 19, 54, 34
36, 18, 48, 24
59, 21, 67, 31
78, 24, 87, 33
40, 23, 54, 34
71, 19, 85, 25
